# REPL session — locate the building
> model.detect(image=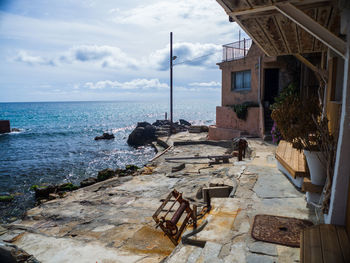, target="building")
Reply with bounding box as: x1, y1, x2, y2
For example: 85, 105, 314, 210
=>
209, 39, 298, 140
